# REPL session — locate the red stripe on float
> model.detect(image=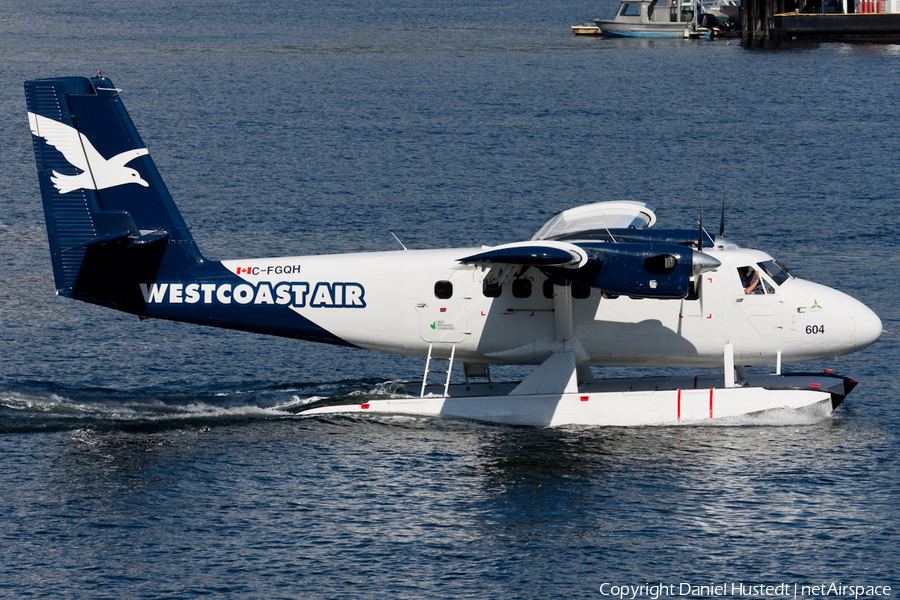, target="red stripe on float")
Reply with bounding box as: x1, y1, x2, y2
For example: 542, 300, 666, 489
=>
677, 389, 681, 420
709, 388, 714, 419
361, 404, 370, 410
